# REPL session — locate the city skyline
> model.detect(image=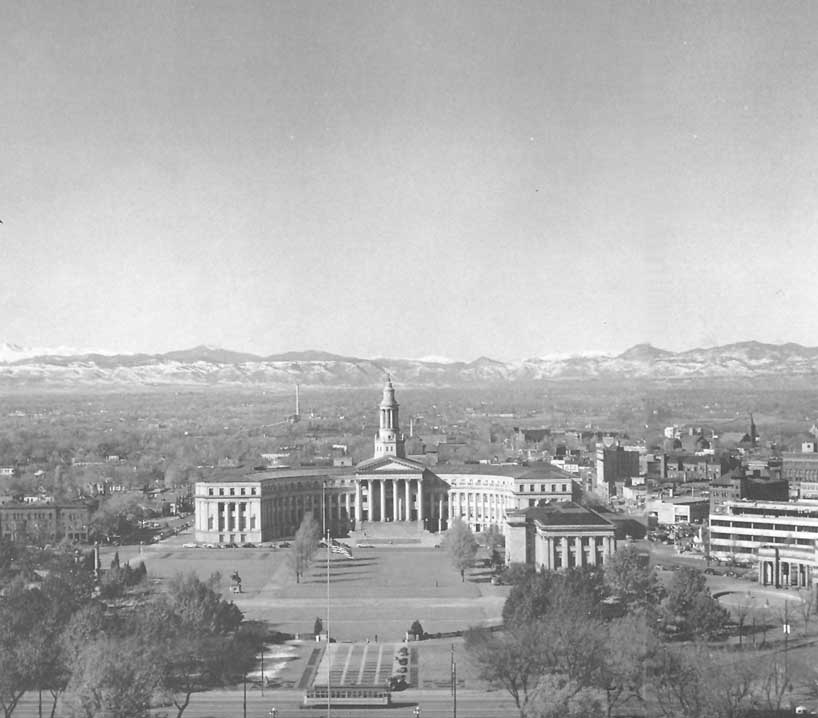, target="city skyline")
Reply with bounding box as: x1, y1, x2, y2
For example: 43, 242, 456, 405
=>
3, 2, 818, 362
